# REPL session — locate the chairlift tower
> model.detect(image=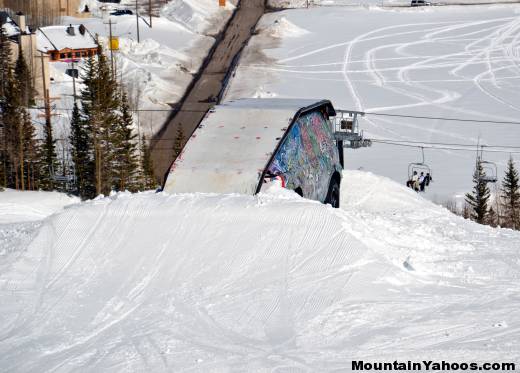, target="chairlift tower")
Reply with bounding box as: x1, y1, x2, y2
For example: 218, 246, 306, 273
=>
332, 110, 372, 149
